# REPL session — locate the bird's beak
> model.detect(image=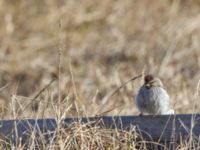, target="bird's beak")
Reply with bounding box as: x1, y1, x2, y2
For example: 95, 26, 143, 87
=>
145, 83, 150, 88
